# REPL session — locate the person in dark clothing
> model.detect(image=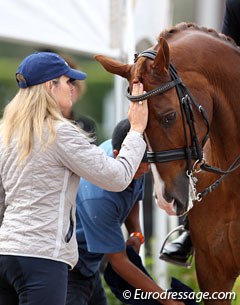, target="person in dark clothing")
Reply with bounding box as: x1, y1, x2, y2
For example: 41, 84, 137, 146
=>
222, 0, 240, 45
160, 0, 240, 266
